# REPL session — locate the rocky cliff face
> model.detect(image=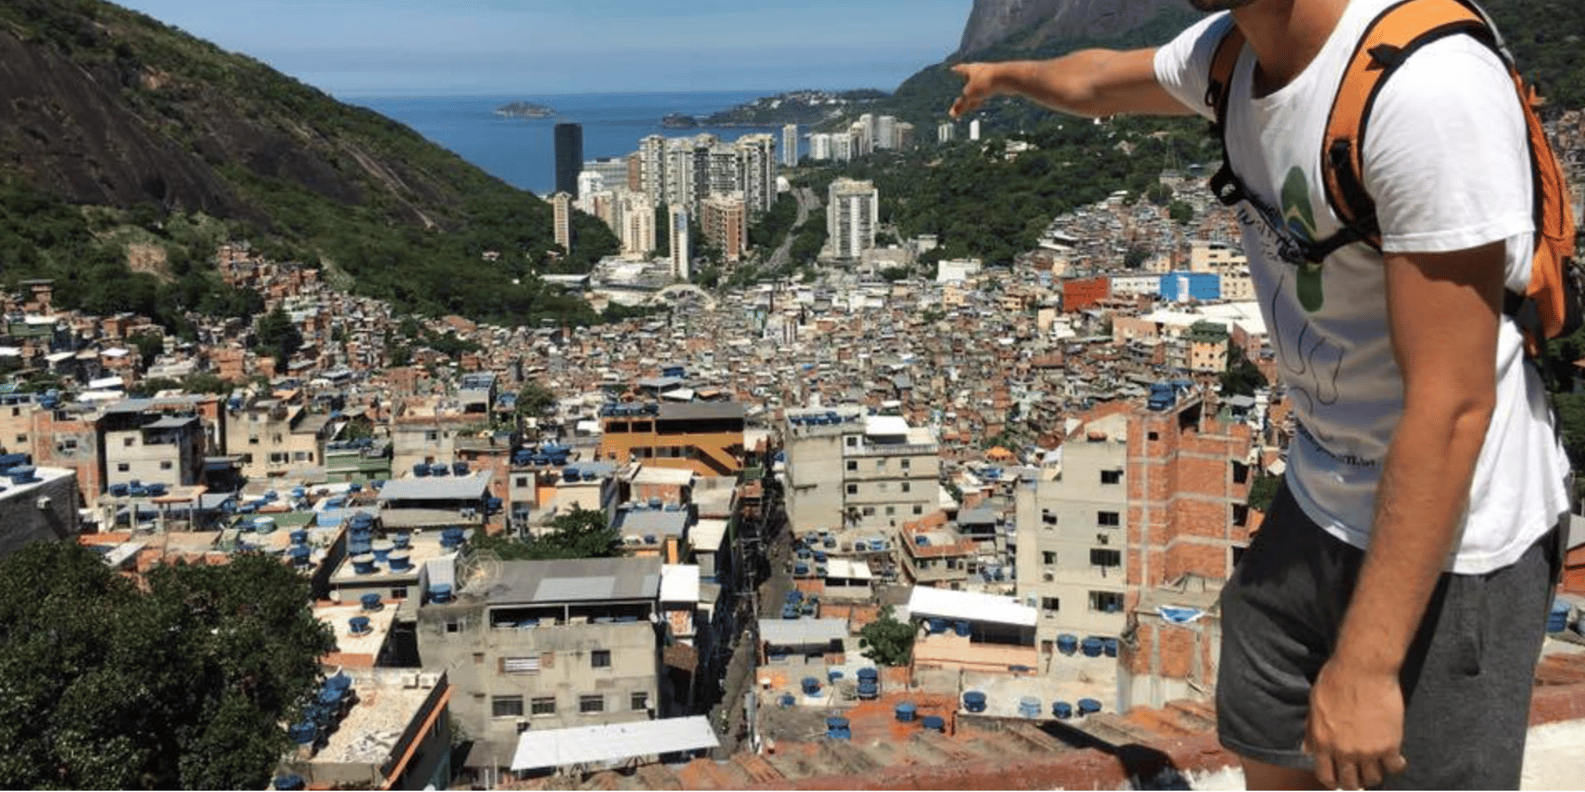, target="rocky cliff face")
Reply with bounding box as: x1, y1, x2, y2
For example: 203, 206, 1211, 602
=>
957, 0, 1182, 56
